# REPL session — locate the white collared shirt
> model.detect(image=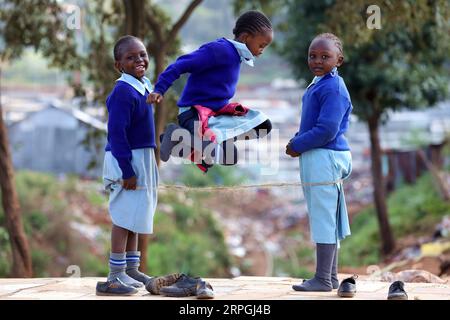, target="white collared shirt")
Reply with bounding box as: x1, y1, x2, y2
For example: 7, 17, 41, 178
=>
307, 67, 338, 89
226, 38, 255, 67
116, 73, 152, 96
